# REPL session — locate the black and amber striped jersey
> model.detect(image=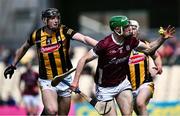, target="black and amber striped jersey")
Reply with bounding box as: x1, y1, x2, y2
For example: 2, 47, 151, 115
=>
127, 49, 153, 90
27, 25, 76, 80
